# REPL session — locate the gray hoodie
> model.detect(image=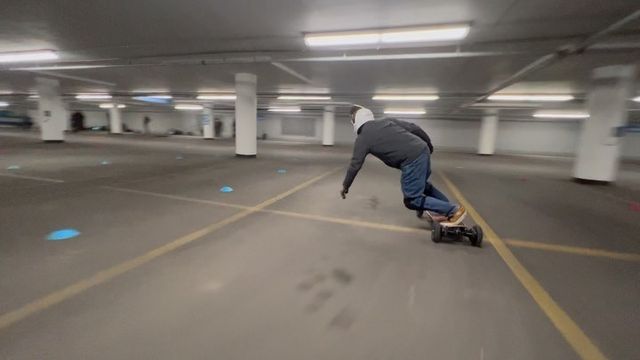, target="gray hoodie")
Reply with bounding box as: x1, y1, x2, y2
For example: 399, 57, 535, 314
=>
343, 118, 433, 190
